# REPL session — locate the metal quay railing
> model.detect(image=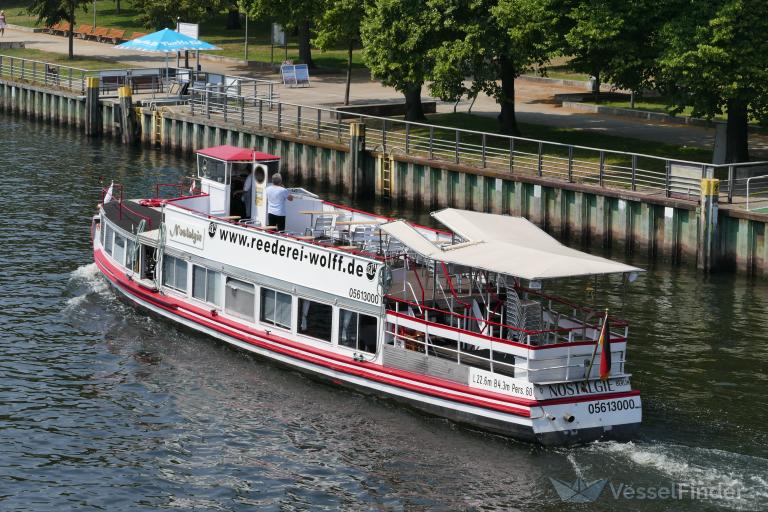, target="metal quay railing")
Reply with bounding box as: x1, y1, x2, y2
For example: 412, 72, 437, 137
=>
0, 54, 88, 93
187, 85, 768, 200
